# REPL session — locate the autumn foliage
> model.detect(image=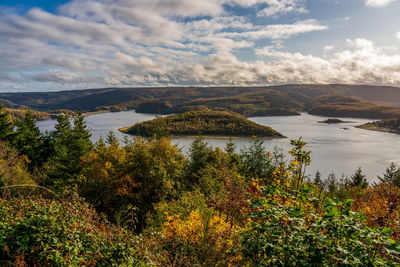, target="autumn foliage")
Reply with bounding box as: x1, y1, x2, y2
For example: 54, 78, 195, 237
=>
0, 106, 399, 265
